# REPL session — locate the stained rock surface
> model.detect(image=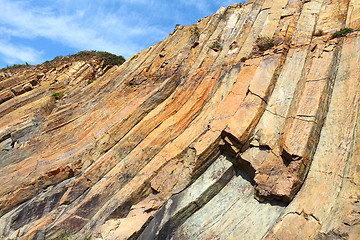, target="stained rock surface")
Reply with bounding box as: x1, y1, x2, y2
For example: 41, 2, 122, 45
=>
1, 0, 360, 239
